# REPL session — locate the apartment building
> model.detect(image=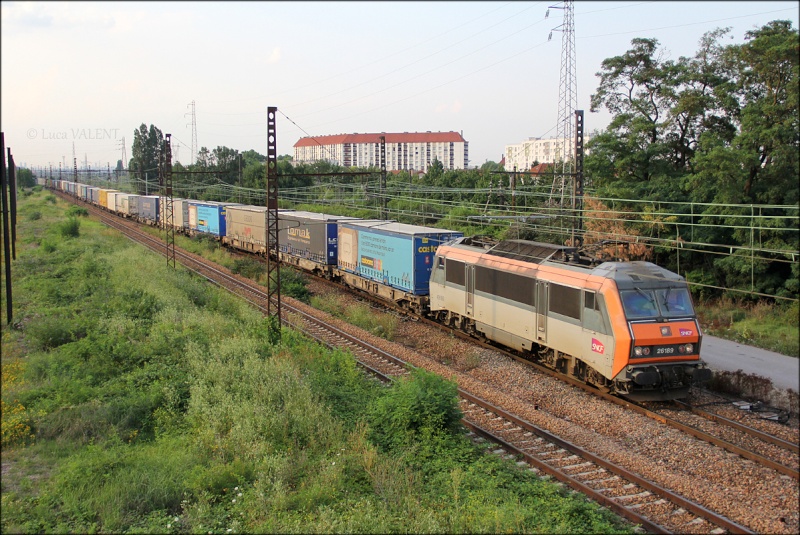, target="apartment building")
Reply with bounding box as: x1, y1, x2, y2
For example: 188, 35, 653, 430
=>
503, 136, 590, 170
293, 131, 469, 172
